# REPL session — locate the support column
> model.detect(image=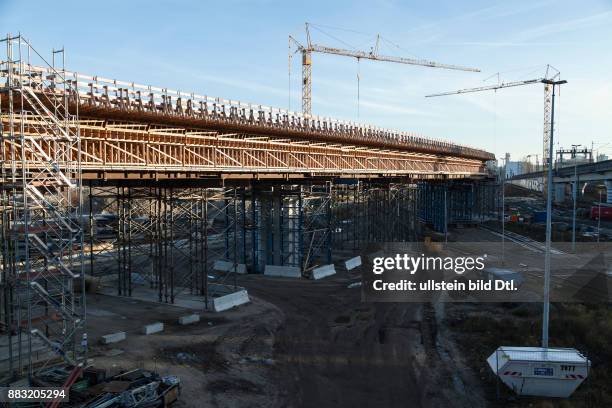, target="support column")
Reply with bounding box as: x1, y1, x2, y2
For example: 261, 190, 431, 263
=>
251, 188, 260, 273
257, 191, 272, 270
272, 191, 282, 265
